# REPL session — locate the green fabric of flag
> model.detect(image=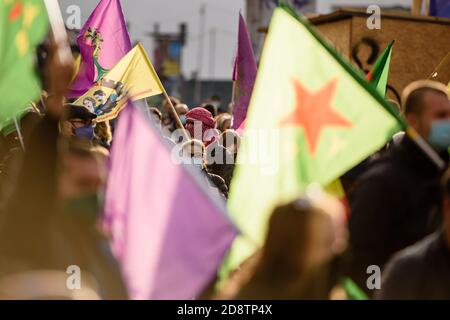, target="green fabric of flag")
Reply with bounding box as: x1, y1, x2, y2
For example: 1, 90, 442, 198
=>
221, 8, 404, 278
0, 0, 48, 130
341, 277, 369, 300
366, 41, 394, 96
